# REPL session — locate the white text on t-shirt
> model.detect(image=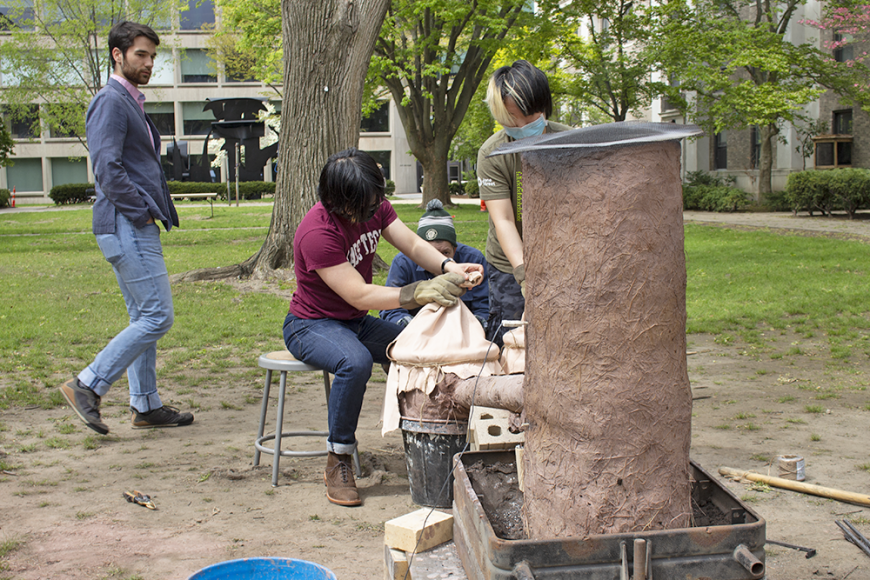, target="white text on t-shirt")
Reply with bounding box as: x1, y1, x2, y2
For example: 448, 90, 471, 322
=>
347, 229, 382, 267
